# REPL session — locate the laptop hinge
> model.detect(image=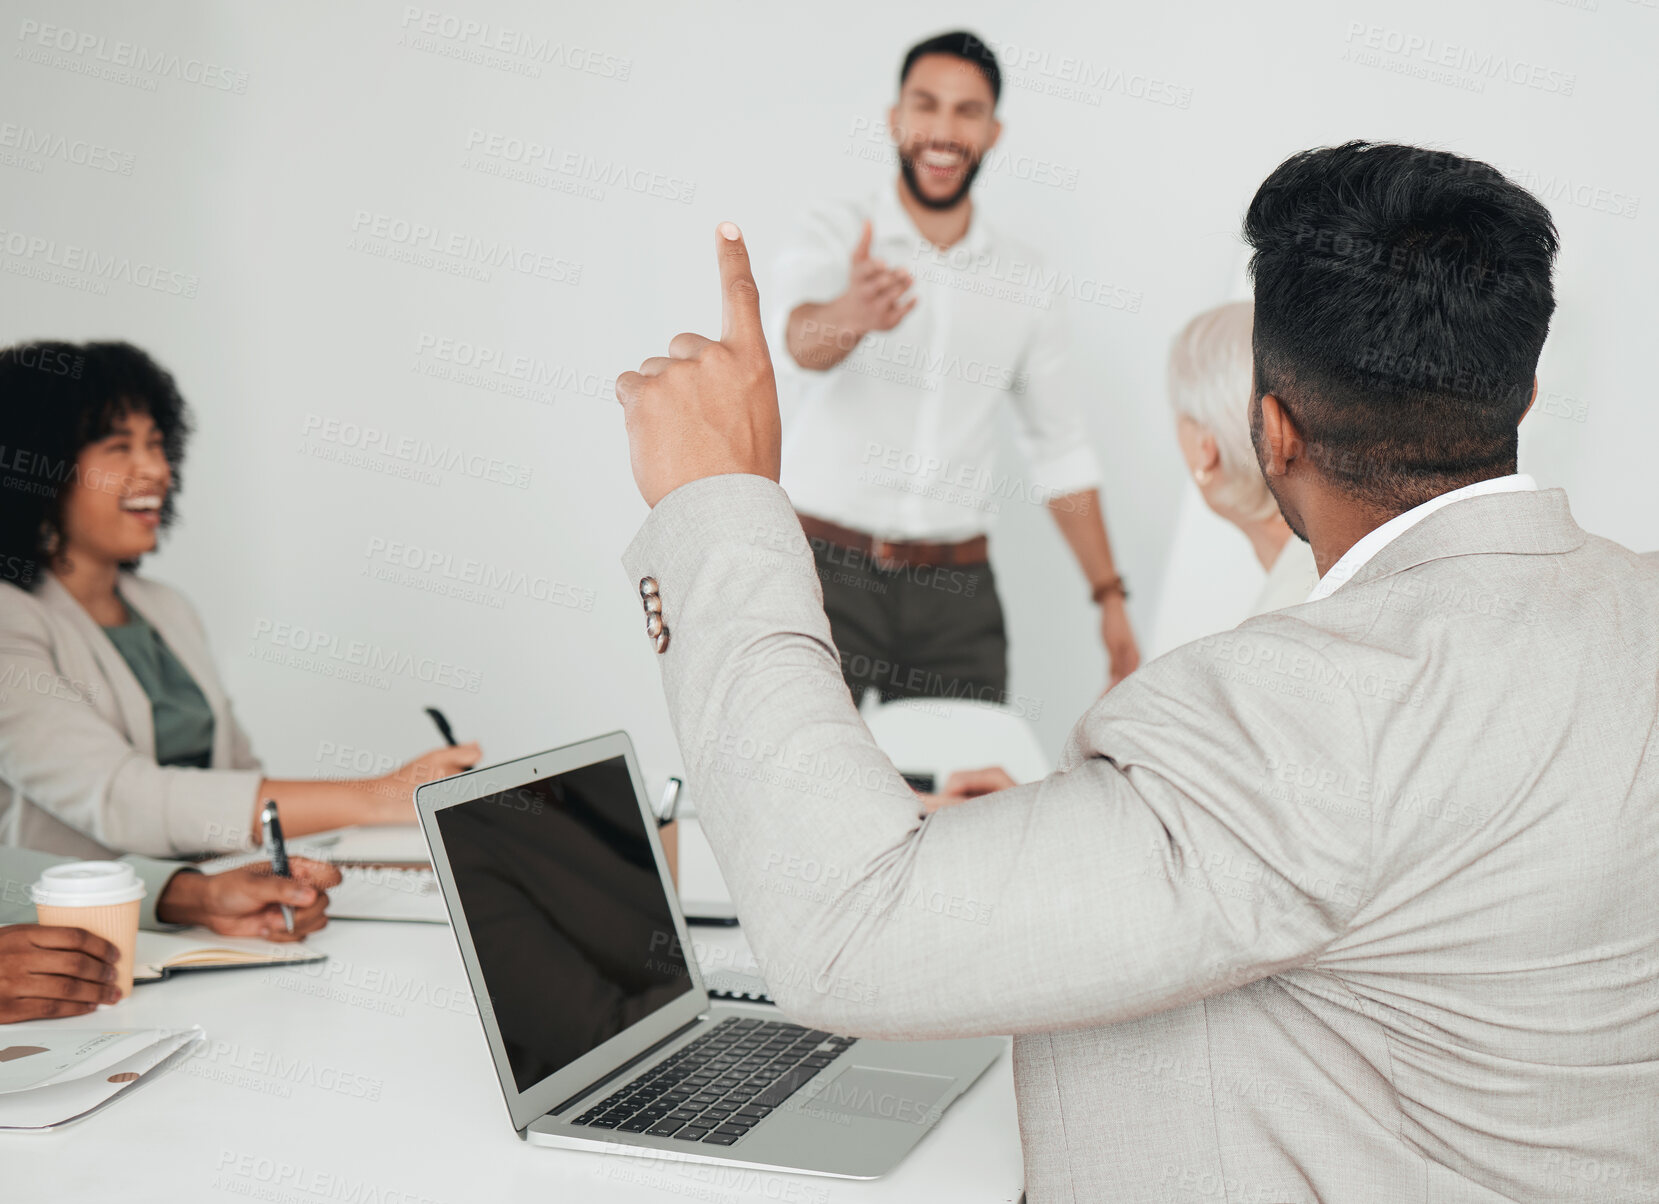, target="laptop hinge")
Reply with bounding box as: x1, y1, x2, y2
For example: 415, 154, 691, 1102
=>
549, 1015, 704, 1118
